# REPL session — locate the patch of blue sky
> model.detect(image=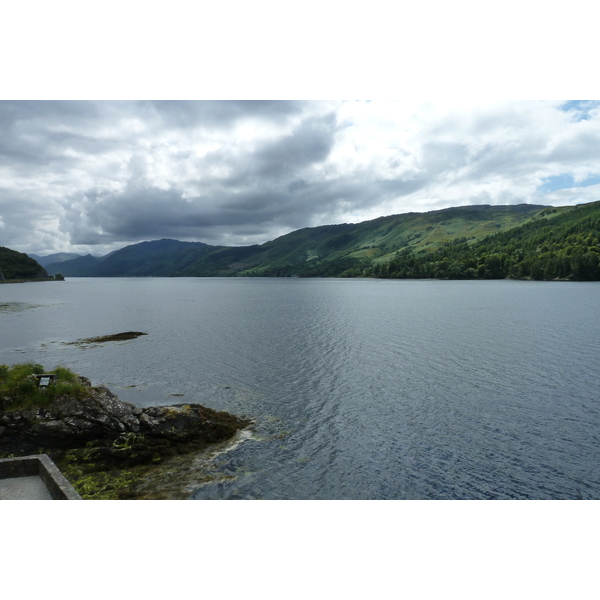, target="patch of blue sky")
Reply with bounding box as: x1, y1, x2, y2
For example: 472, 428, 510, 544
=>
538, 173, 600, 193
558, 100, 600, 121
580, 174, 600, 187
